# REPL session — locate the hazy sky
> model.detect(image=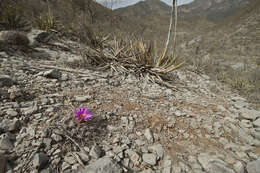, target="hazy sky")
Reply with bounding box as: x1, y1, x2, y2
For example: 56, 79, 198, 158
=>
96, 0, 194, 9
